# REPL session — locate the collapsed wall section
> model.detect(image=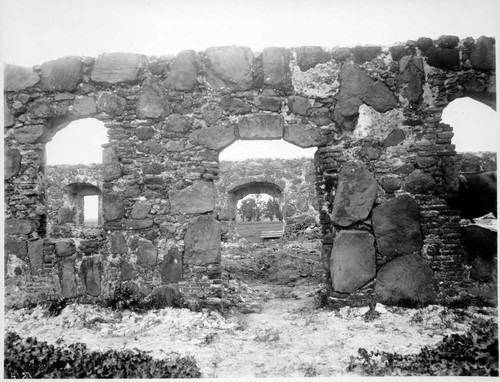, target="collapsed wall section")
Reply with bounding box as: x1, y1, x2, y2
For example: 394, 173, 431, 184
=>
4, 35, 496, 308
